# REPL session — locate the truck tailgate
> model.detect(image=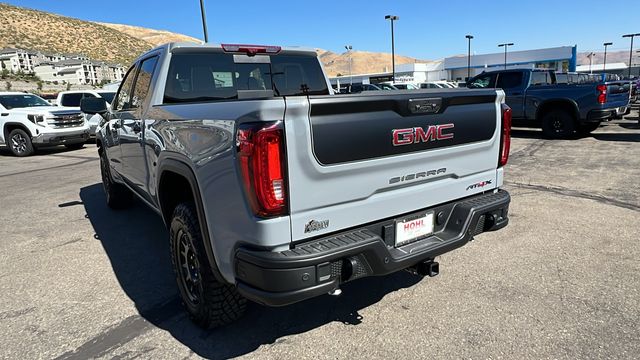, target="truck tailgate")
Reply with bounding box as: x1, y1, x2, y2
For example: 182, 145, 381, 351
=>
284, 89, 505, 241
